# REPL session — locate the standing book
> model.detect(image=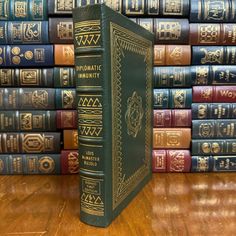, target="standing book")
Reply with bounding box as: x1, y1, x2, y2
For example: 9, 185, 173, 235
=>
73, 3, 154, 227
